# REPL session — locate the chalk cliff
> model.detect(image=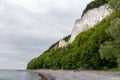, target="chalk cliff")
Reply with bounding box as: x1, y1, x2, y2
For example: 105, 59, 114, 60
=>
28, 0, 120, 70
58, 4, 112, 48
69, 4, 112, 43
